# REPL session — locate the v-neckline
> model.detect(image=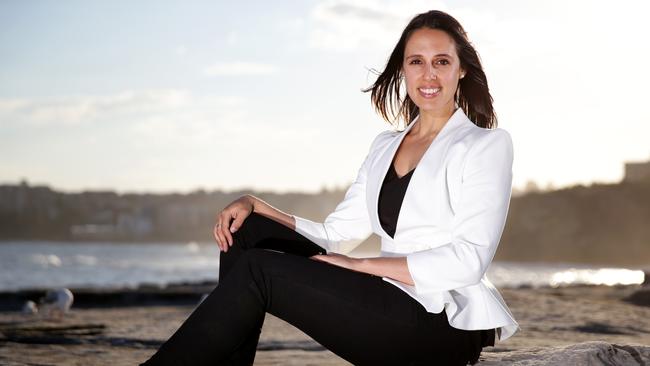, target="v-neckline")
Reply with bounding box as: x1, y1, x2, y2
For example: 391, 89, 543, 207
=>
392, 160, 415, 179
390, 108, 461, 180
